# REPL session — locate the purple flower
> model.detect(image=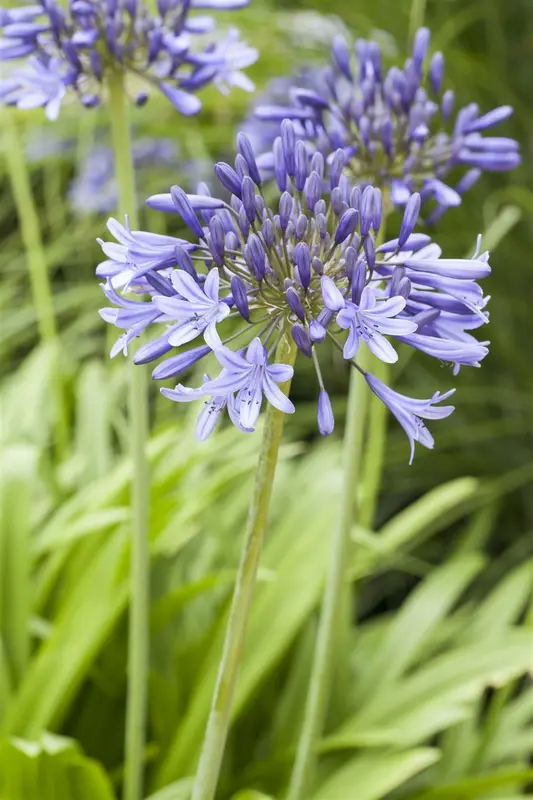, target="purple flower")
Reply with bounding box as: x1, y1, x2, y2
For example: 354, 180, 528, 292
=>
246, 27, 519, 214
96, 124, 490, 453
0, 0, 256, 116
365, 374, 455, 464
202, 338, 295, 429
152, 268, 230, 347
336, 287, 418, 363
